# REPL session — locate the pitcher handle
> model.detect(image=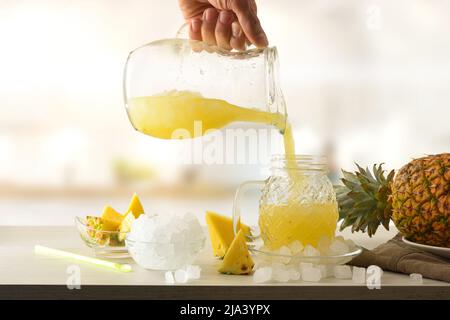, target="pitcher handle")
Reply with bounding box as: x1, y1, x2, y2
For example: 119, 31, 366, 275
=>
232, 180, 265, 236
